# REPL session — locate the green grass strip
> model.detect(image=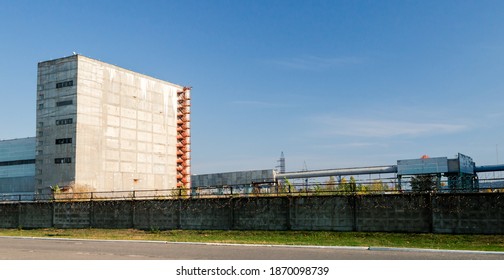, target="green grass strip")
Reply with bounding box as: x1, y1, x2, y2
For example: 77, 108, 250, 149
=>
0, 228, 503, 252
